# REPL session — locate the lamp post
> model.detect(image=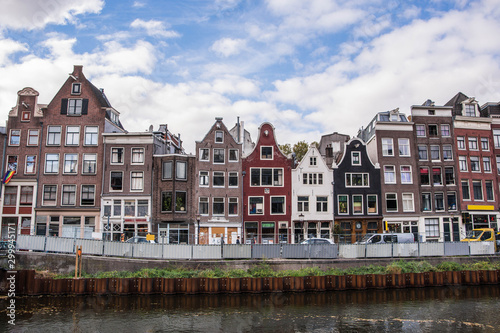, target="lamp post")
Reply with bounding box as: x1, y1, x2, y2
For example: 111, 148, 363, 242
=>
196, 214, 201, 244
